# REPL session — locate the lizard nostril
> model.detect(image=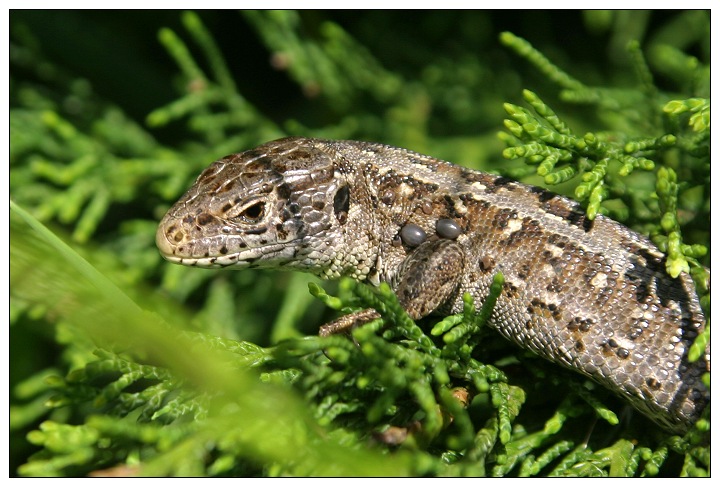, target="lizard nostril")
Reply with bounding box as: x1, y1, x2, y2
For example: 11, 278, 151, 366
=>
197, 212, 216, 226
